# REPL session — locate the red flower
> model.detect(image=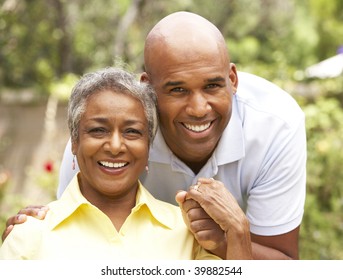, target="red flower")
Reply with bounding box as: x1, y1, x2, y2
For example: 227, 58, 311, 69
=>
44, 161, 54, 173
